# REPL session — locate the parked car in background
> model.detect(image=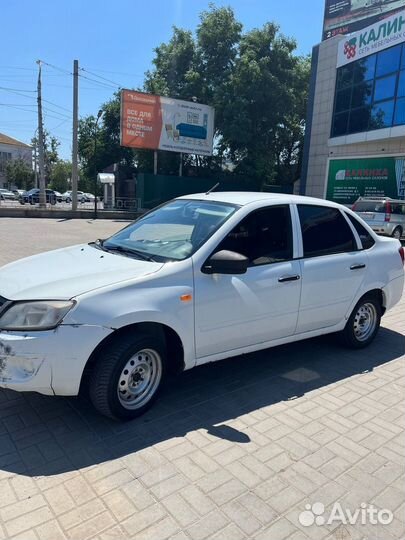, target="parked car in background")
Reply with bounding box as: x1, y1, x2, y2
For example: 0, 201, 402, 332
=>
12, 189, 25, 198
20, 188, 57, 205
0, 188, 16, 201
53, 191, 63, 203
0, 193, 403, 420
83, 193, 96, 202
61, 190, 87, 203
352, 197, 405, 240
